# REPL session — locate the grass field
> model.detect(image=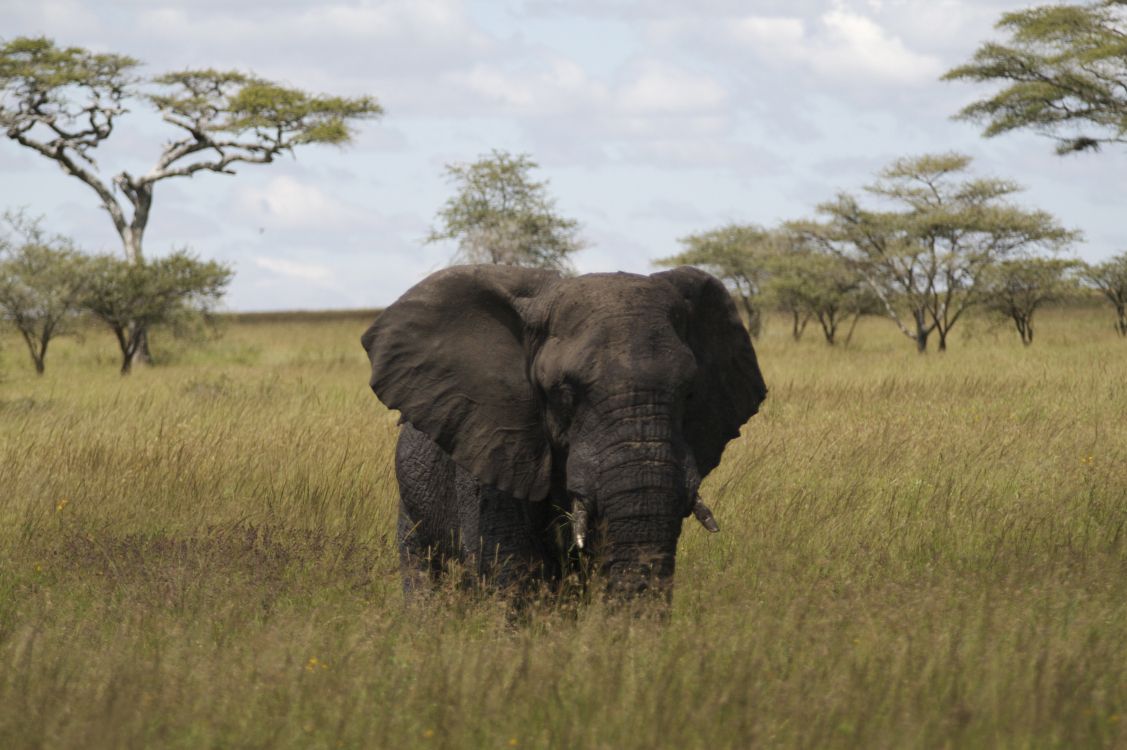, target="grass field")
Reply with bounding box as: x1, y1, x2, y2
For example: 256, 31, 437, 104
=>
1, 306, 1125, 749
